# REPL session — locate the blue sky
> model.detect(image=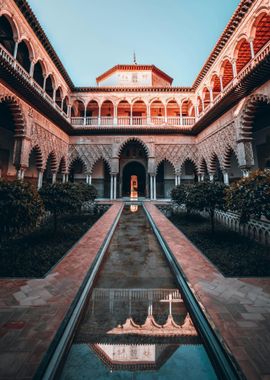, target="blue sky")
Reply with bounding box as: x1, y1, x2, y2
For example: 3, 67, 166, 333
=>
28, 0, 240, 87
